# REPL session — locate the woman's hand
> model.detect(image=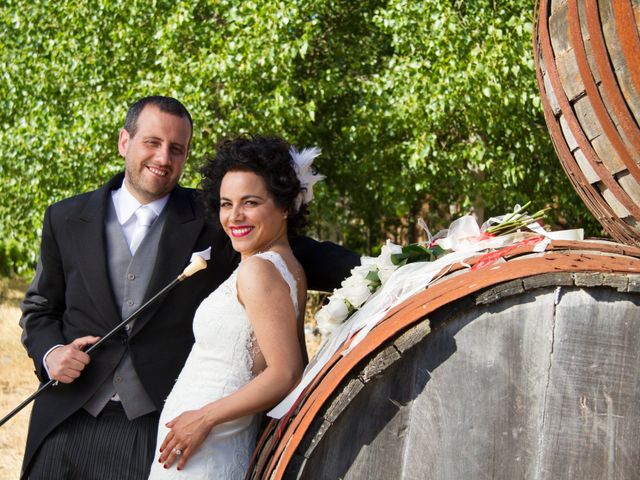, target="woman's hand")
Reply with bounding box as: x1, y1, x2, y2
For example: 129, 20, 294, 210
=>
158, 409, 213, 470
